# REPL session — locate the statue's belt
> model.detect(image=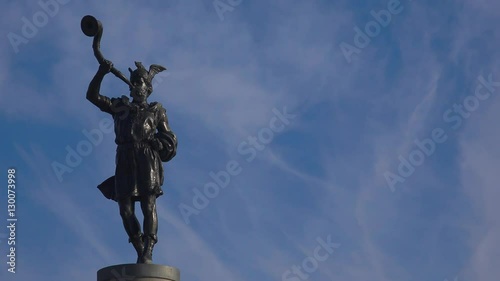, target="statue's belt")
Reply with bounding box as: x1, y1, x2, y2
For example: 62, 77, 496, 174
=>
114, 133, 176, 162
116, 140, 161, 151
